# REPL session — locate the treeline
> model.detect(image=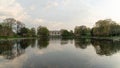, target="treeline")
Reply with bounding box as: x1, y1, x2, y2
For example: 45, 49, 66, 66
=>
74, 19, 120, 37
0, 18, 120, 38
0, 18, 49, 38
0, 18, 74, 38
